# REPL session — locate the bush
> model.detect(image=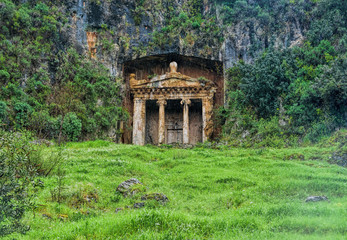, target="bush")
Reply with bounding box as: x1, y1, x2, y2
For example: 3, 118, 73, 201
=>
13, 102, 33, 128
62, 112, 82, 141
0, 130, 42, 236
0, 101, 8, 123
